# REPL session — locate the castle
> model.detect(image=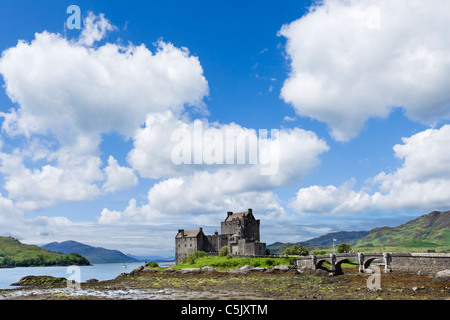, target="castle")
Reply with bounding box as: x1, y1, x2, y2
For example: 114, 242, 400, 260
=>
175, 208, 266, 264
